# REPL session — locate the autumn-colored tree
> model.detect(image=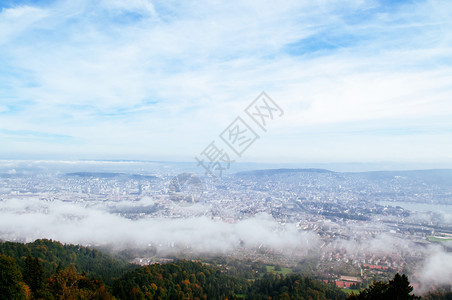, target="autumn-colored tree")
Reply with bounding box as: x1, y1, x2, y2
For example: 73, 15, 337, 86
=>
48, 265, 112, 299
